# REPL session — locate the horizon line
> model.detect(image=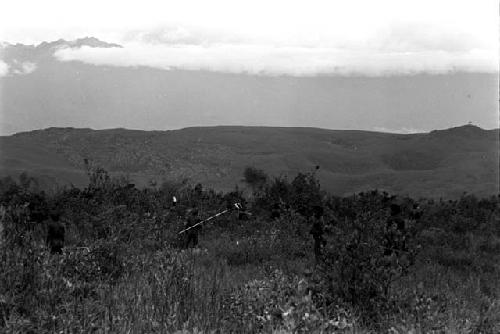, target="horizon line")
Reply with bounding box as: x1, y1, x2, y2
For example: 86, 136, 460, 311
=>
4, 123, 499, 137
